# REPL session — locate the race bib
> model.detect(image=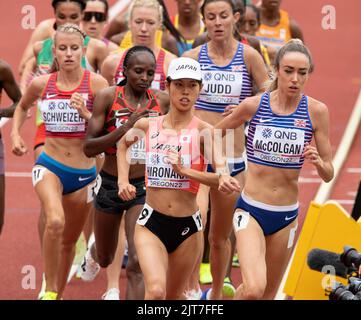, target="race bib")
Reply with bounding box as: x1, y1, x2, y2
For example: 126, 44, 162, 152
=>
146, 152, 191, 189
252, 125, 305, 164
130, 138, 146, 163
41, 98, 86, 133
199, 70, 243, 104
